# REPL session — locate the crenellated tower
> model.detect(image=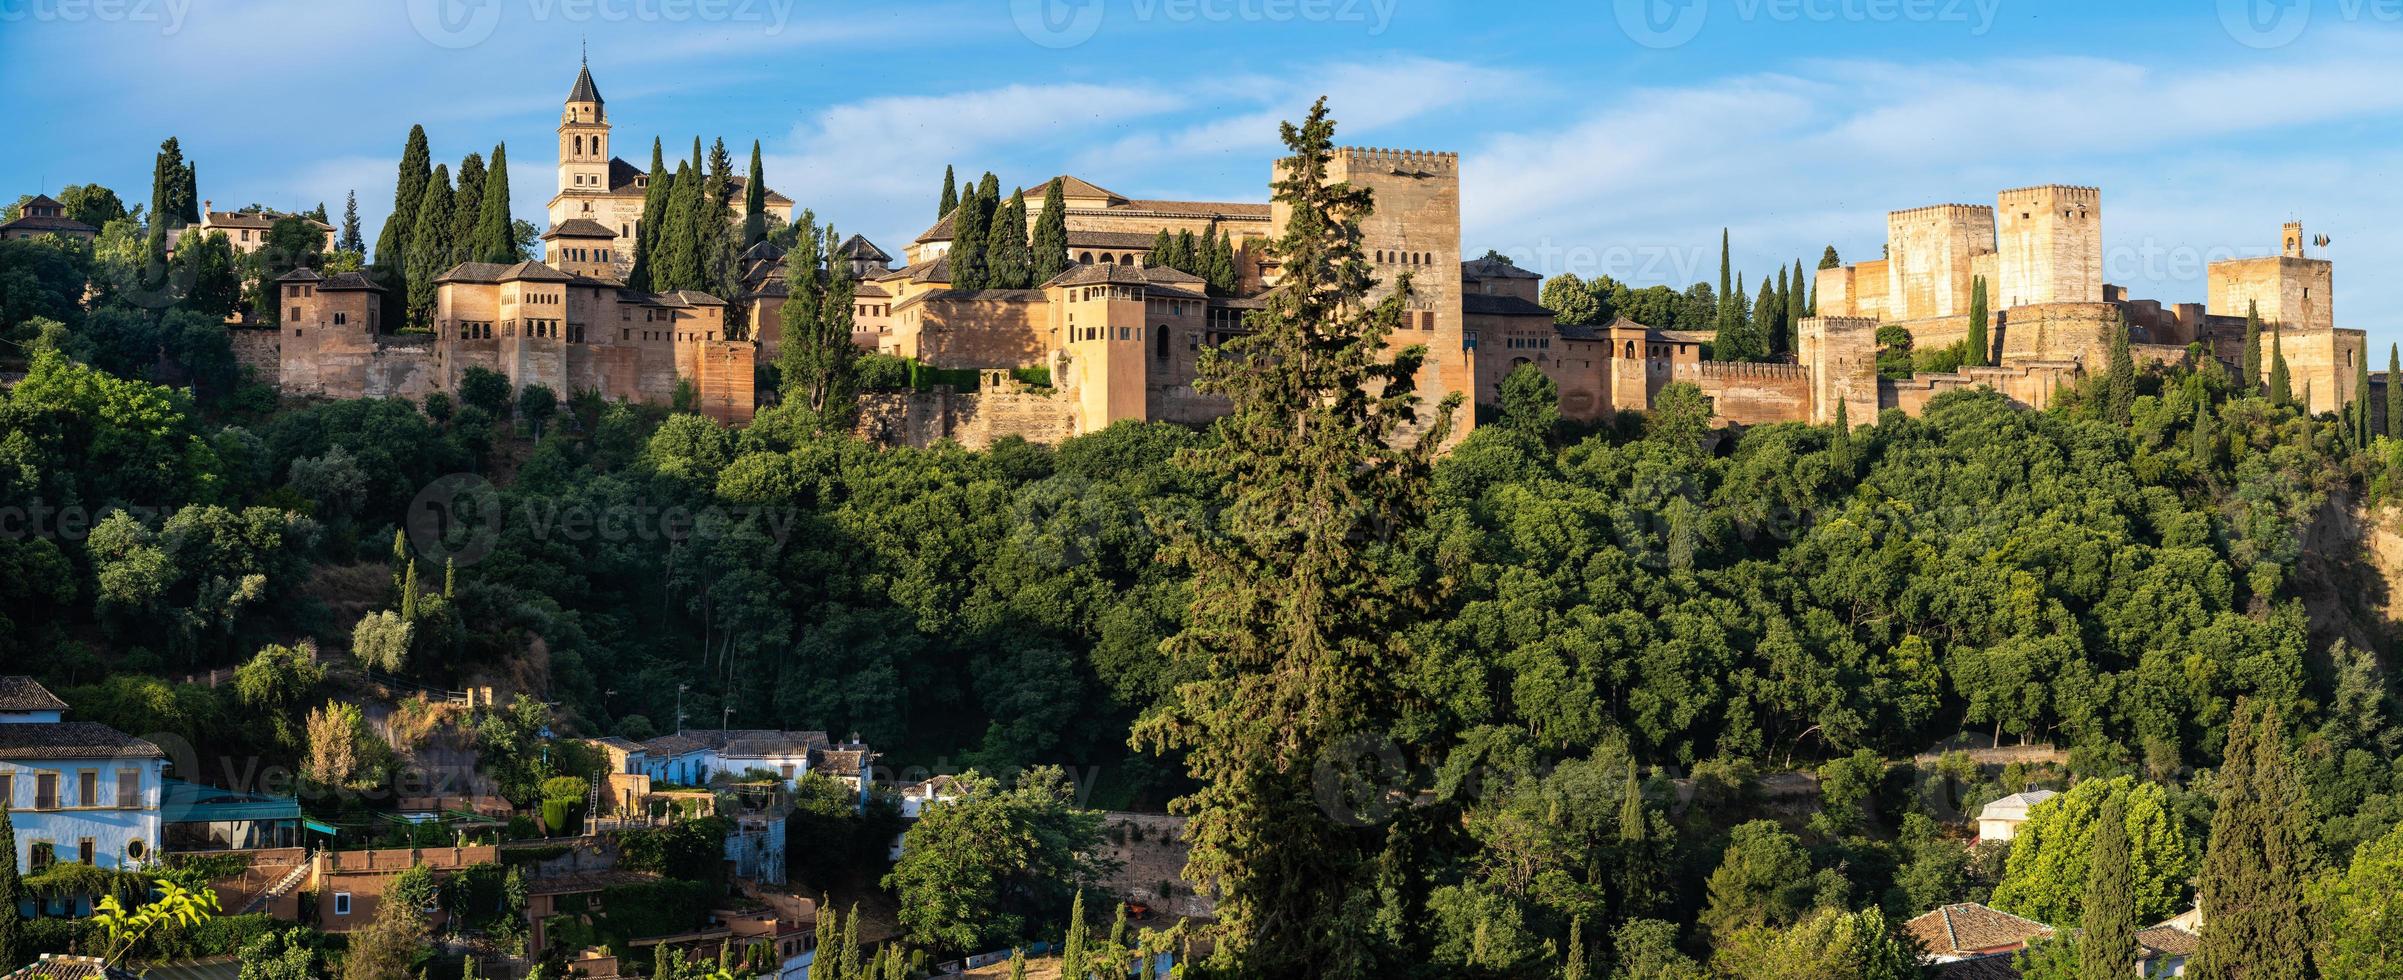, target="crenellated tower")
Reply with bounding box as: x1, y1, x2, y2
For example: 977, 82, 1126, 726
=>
1994, 185, 2102, 309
